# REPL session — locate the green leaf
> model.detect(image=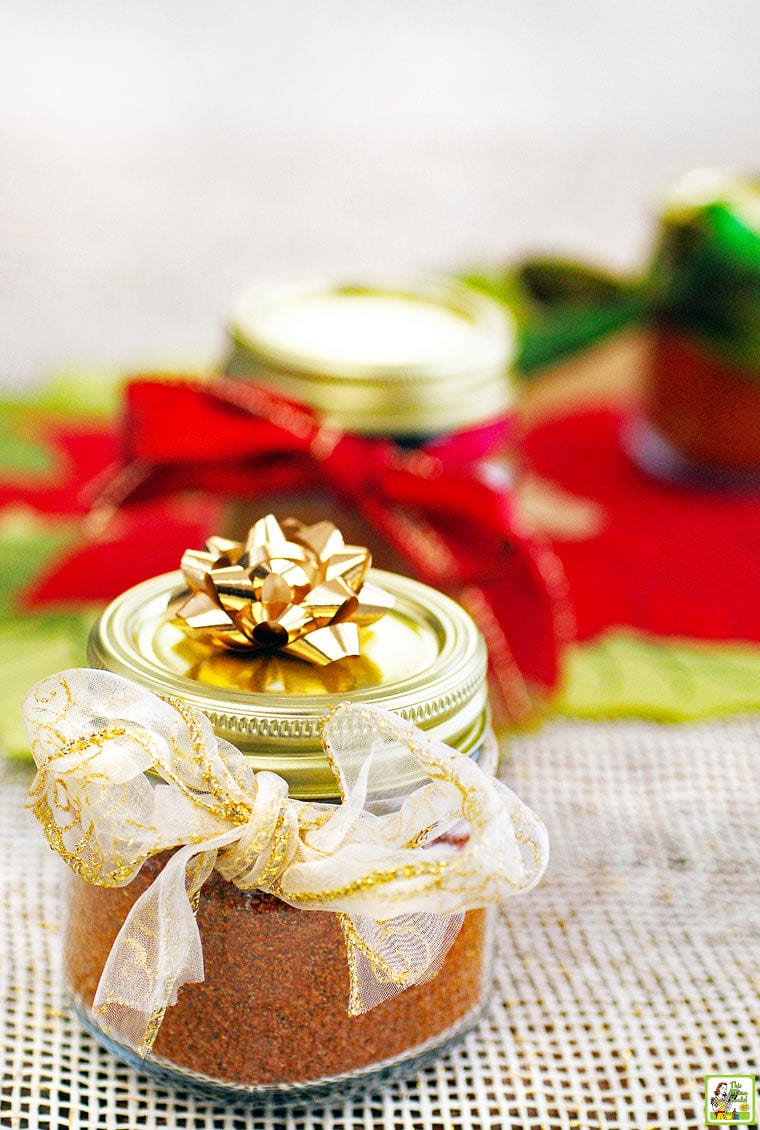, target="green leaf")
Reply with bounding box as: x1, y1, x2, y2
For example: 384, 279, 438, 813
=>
0, 510, 78, 610
0, 612, 95, 759
555, 631, 760, 722
0, 511, 96, 759
10, 367, 124, 421
0, 416, 55, 476
2, 363, 217, 422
